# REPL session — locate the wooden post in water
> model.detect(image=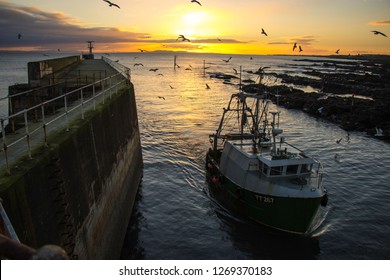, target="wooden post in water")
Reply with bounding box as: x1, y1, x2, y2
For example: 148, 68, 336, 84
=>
174, 55, 177, 70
